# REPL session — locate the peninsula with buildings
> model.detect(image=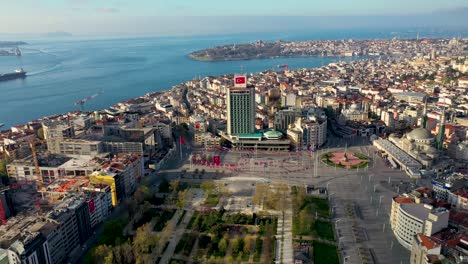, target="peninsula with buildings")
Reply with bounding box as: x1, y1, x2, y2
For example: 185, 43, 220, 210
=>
0, 37, 467, 264
189, 38, 461, 61
0, 41, 27, 47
